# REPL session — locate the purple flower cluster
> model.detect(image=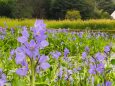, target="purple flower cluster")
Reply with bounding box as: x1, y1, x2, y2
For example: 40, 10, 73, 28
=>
89, 52, 105, 74
81, 46, 90, 65
10, 28, 14, 34
57, 67, 73, 81
64, 48, 70, 58
89, 63, 104, 74
104, 46, 111, 54
82, 46, 90, 60
36, 55, 50, 73
50, 51, 61, 59
63, 48, 70, 62
0, 27, 6, 40
85, 46, 90, 53
77, 32, 83, 38
0, 69, 6, 86
82, 52, 87, 60
98, 81, 112, 86
10, 20, 50, 76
